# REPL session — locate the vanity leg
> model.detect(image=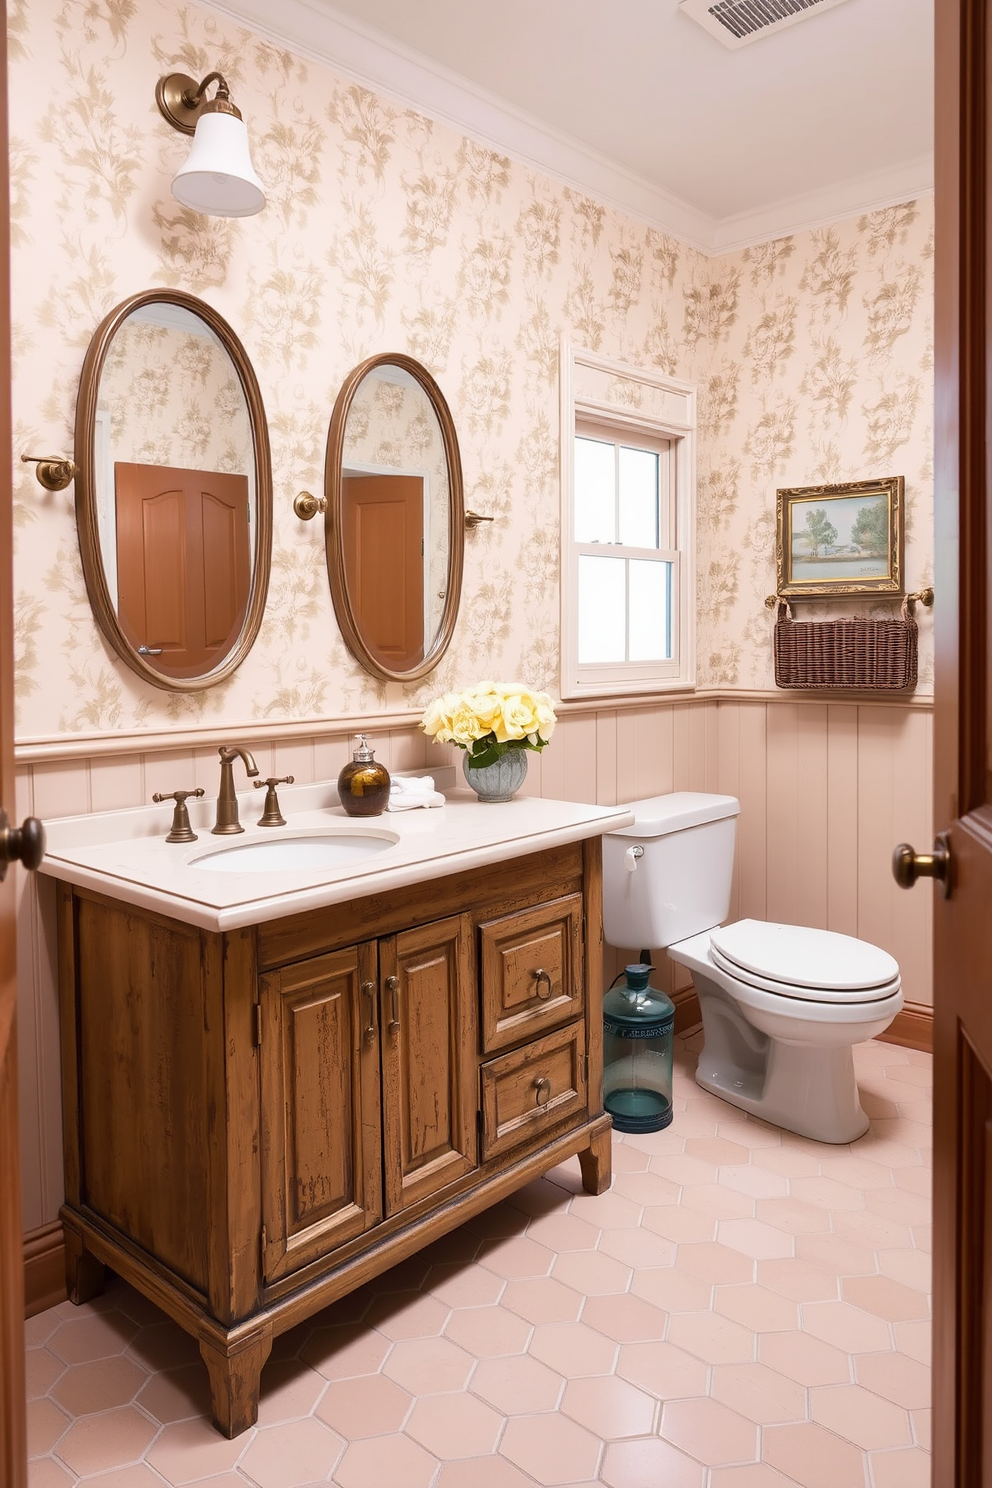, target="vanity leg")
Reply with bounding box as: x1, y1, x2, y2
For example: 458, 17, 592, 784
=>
63, 1227, 106, 1306
578, 1124, 613, 1195
199, 1325, 273, 1438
